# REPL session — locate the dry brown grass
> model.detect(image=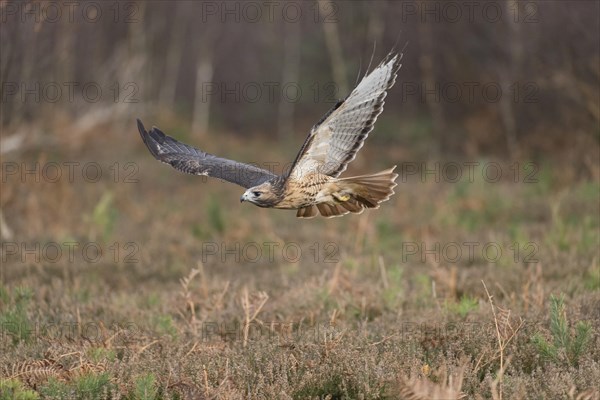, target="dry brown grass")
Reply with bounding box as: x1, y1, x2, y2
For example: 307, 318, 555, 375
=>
1, 133, 599, 399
